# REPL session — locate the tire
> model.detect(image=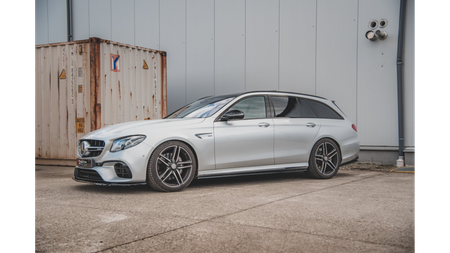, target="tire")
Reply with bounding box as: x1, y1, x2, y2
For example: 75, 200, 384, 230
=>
147, 141, 197, 192
306, 138, 341, 179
